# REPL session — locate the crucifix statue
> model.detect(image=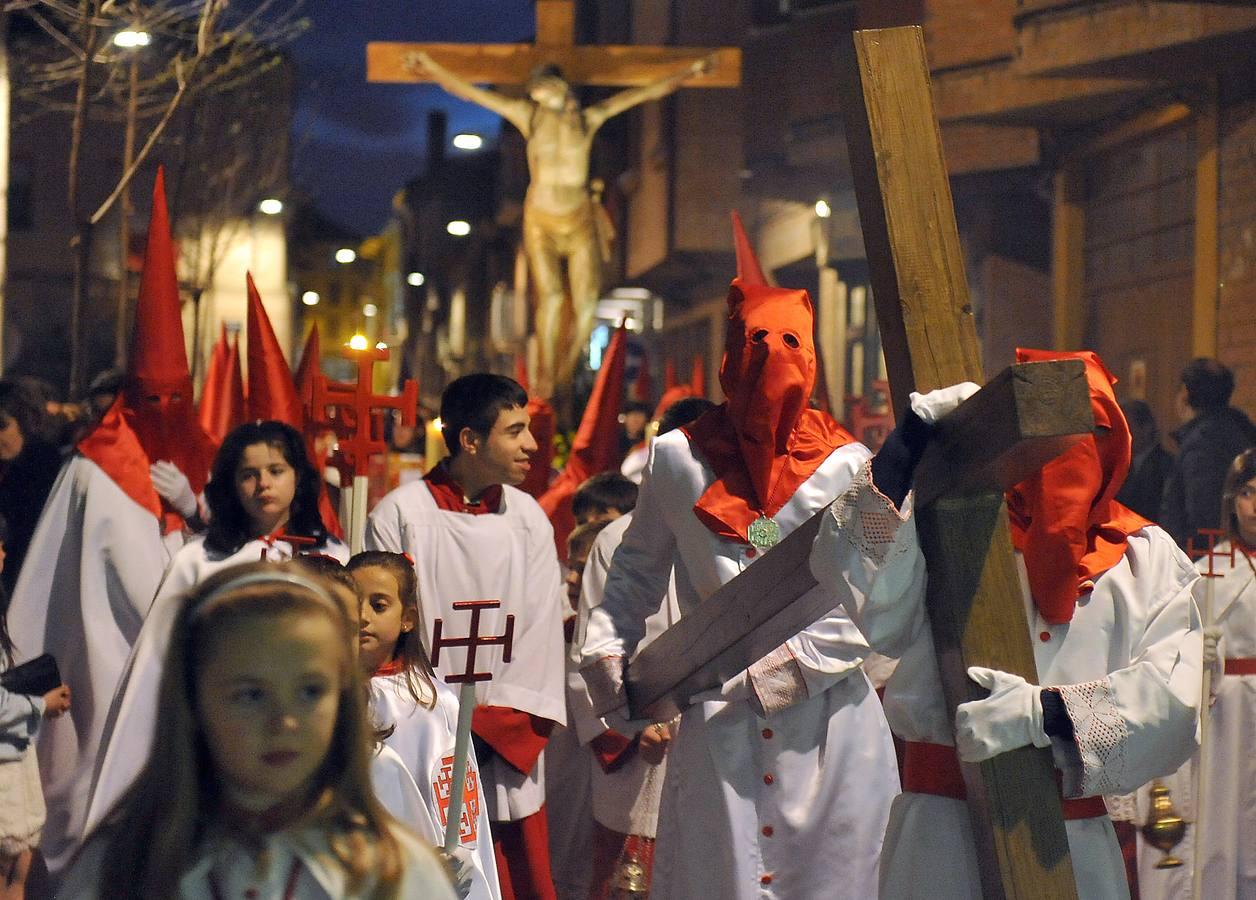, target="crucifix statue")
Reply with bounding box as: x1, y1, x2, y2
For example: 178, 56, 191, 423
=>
367, 0, 740, 398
